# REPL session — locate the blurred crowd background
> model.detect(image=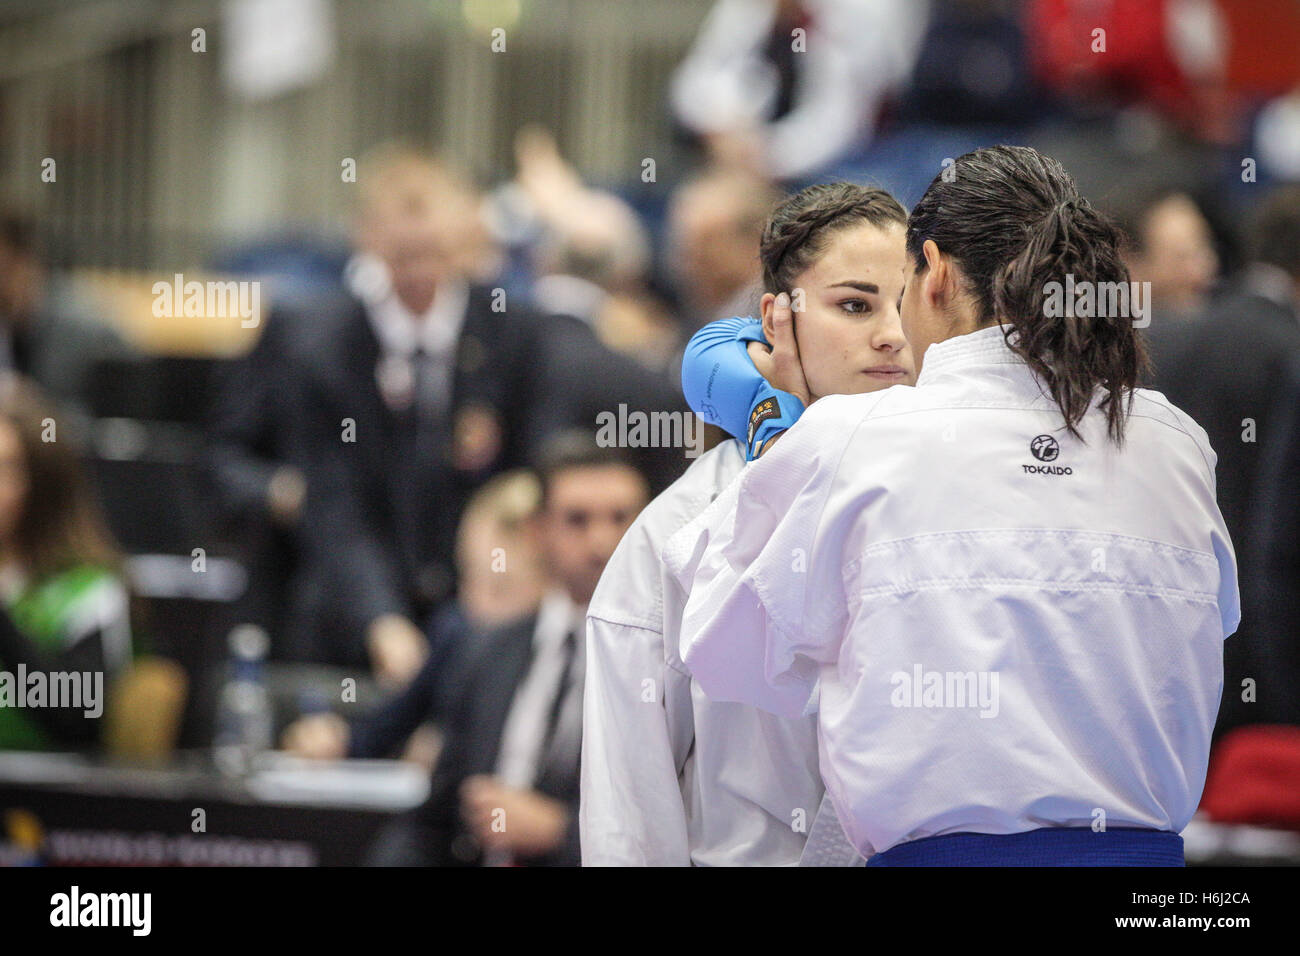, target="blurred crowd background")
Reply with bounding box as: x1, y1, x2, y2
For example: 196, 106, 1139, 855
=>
1, 0, 1299, 864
